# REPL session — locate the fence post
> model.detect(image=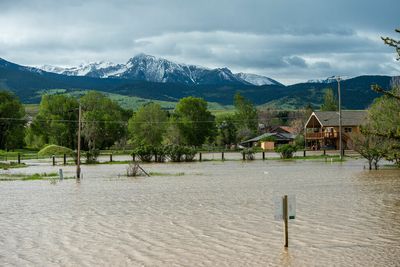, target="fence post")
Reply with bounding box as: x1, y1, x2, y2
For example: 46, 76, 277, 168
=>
342, 149, 345, 157
303, 150, 306, 157
242, 152, 245, 160
199, 152, 202, 162
63, 154, 67, 165
52, 155, 55, 166
18, 153, 21, 164
283, 195, 289, 247
110, 154, 113, 162
222, 152, 224, 161
263, 151, 265, 160
132, 154, 136, 162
